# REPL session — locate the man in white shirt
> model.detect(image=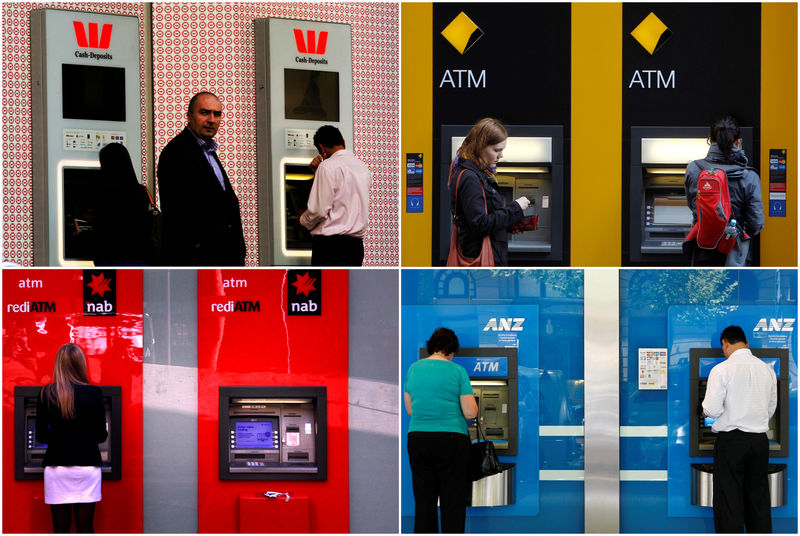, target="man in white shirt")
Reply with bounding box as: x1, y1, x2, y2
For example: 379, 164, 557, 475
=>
300, 125, 372, 266
702, 325, 777, 533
